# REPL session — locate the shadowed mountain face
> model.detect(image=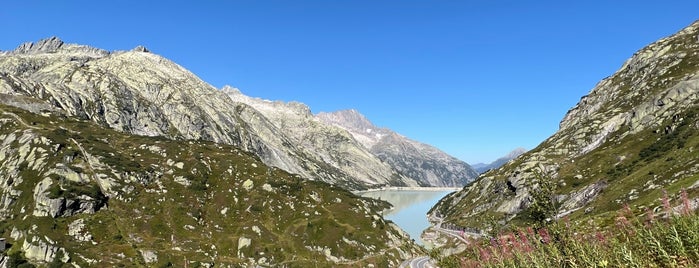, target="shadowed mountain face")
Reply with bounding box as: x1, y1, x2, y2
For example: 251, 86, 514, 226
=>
317, 109, 479, 187
431, 20, 699, 233
0, 37, 466, 190
0, 102, 422, 266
